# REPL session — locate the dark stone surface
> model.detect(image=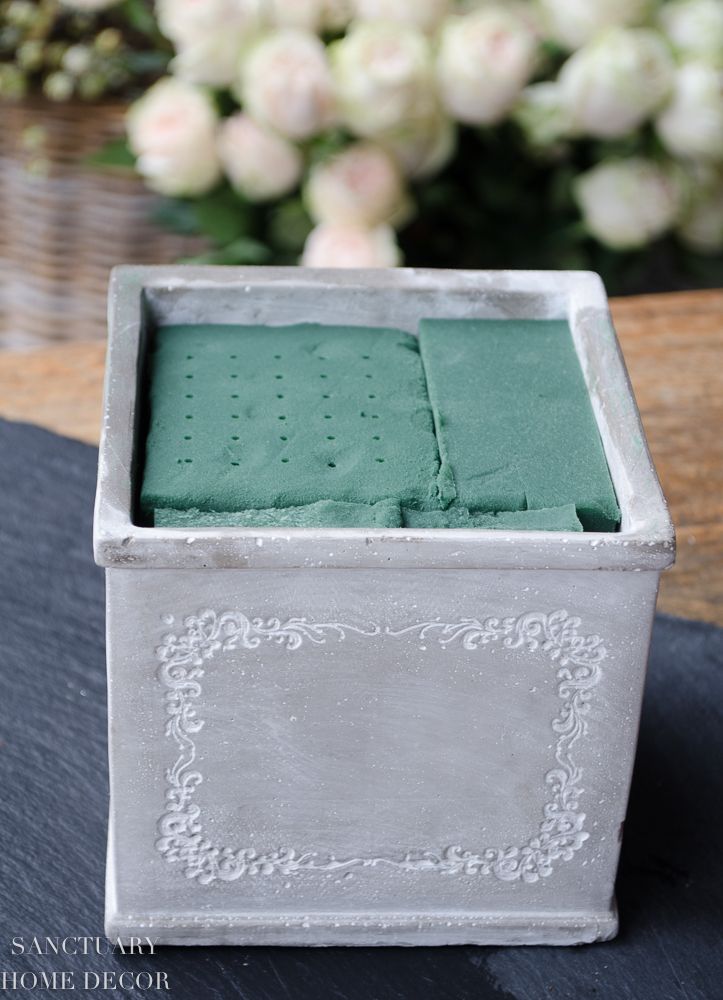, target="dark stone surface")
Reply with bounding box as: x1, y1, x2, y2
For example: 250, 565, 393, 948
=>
0, 417, 720, 999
